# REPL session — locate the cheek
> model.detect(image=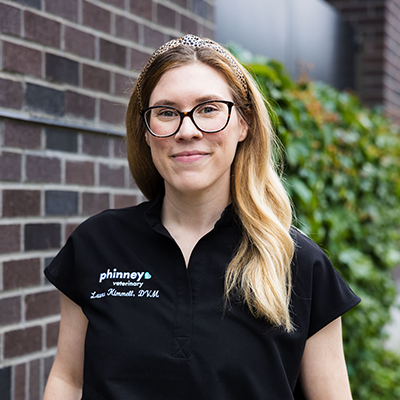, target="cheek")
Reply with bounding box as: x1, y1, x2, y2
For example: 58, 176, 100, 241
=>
147, 138, 169, 167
